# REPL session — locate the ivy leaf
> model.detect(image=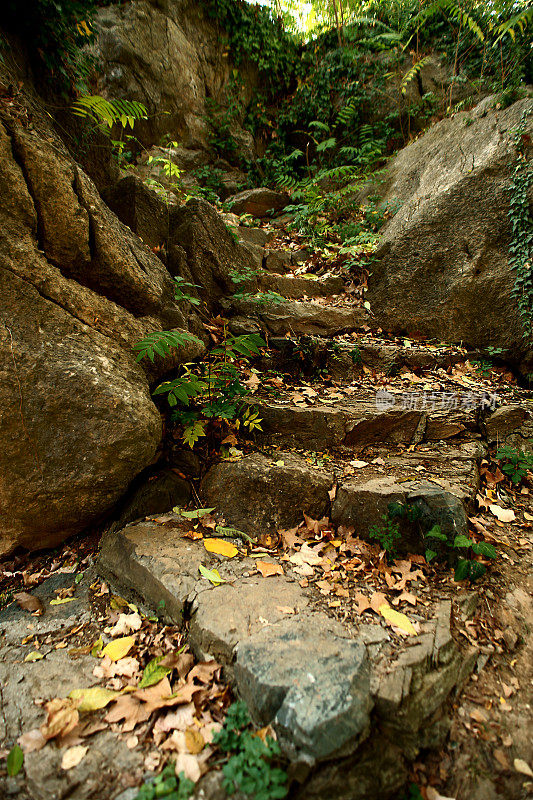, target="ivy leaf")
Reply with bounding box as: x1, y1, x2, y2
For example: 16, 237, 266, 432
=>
454, 558, 471, 581
425, 548, 438, 563
426, 525, 447, 541
472, 541, 497, 559
7, 745, 24, 777
138, 656, 172, 689
453, 534, 473, 549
